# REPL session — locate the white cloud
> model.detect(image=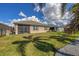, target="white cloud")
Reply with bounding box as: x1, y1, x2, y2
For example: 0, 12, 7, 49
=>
11, 16, 41, 23
15, 11, 41, 23
19, 11, 27, 17
34, 4, 40, 12
42, 3, 74, 27
11, 15, 43, 26
11, 18, 27, 23
27, 16, 41, 22
34, 6, 40, 12
42, 3, 62, 21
